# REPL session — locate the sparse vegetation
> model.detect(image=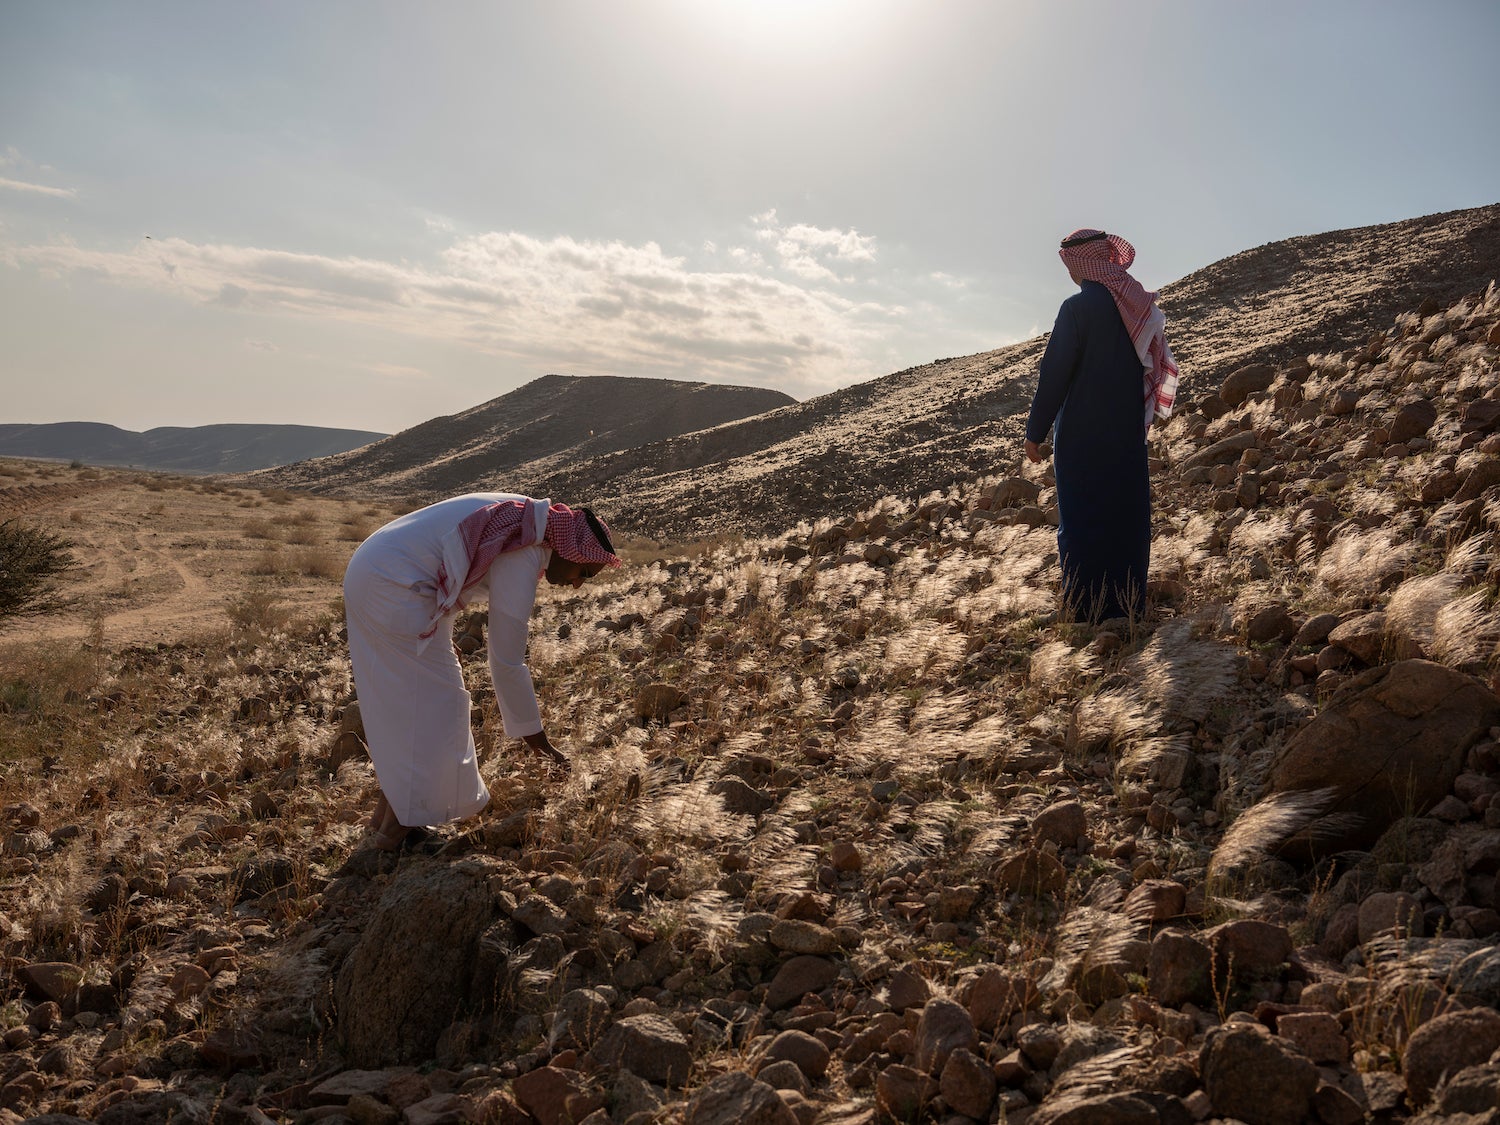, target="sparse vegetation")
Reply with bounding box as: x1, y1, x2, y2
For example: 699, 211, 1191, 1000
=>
0, 518, 79, 621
